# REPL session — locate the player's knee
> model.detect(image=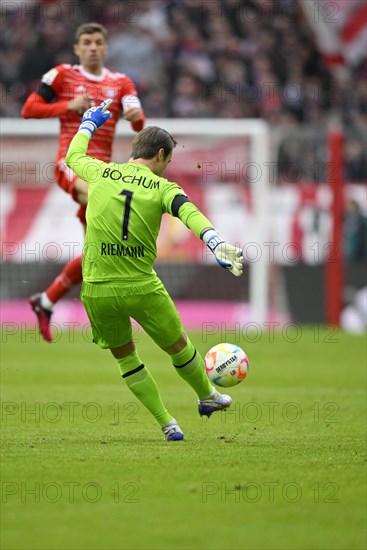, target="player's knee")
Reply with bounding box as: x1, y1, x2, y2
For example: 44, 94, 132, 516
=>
163, 333, 187, 354
110, 340, 136, 359
168, 336, 198, 369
